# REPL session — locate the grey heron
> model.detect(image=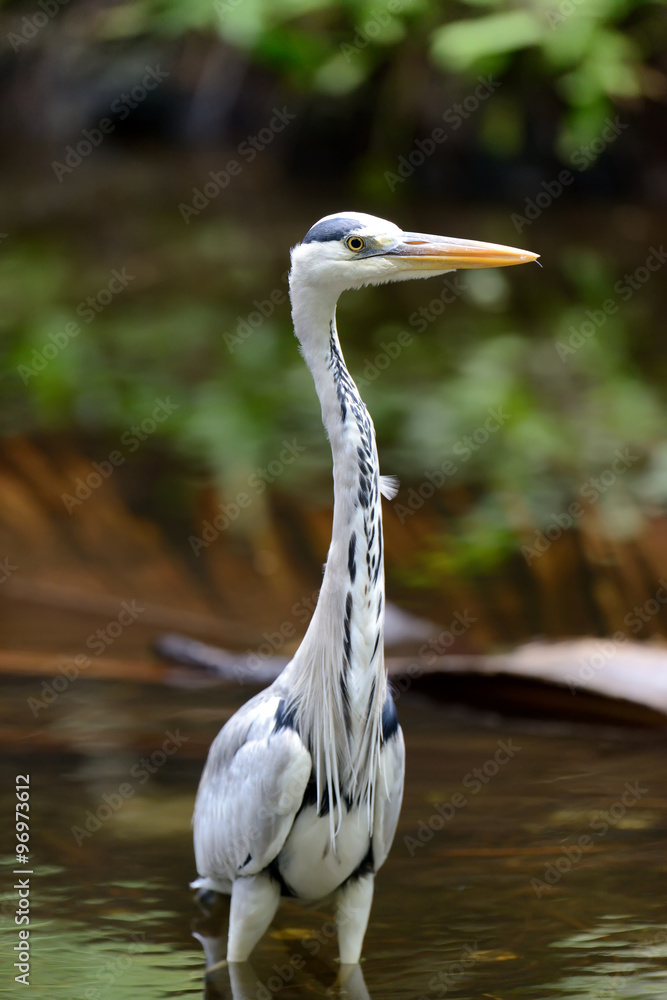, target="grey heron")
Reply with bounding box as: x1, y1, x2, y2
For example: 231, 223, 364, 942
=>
192, 212, 538, 965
